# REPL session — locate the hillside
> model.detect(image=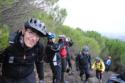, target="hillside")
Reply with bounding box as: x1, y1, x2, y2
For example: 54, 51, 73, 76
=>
101, 32, 125, 41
